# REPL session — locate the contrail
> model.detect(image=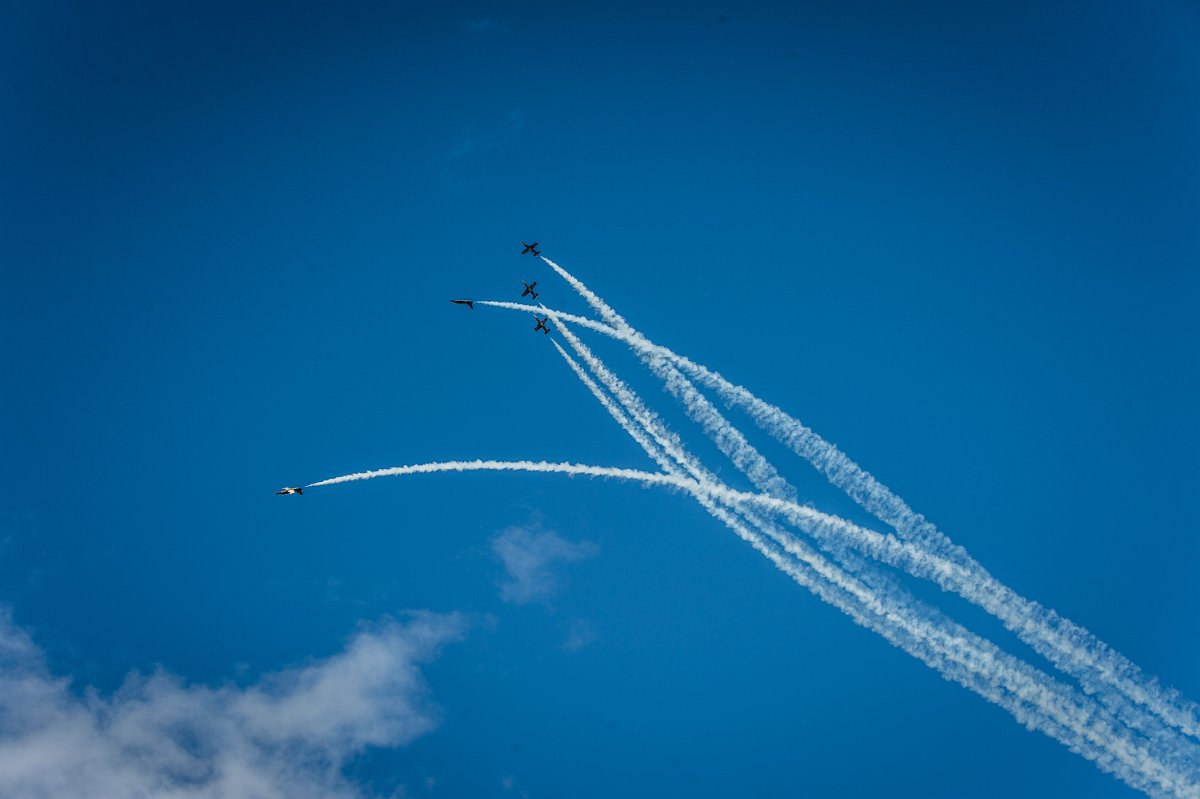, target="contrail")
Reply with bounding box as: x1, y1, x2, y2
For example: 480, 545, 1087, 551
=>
543, 313, 1198, 796
308, 456, 865, 526
479, 280, 1200, 743
550, 340, 677, 474
540, 255, 633, 331
476, 300, 618, 336
306, 451, 1198, 797
307, 460, 678, 488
